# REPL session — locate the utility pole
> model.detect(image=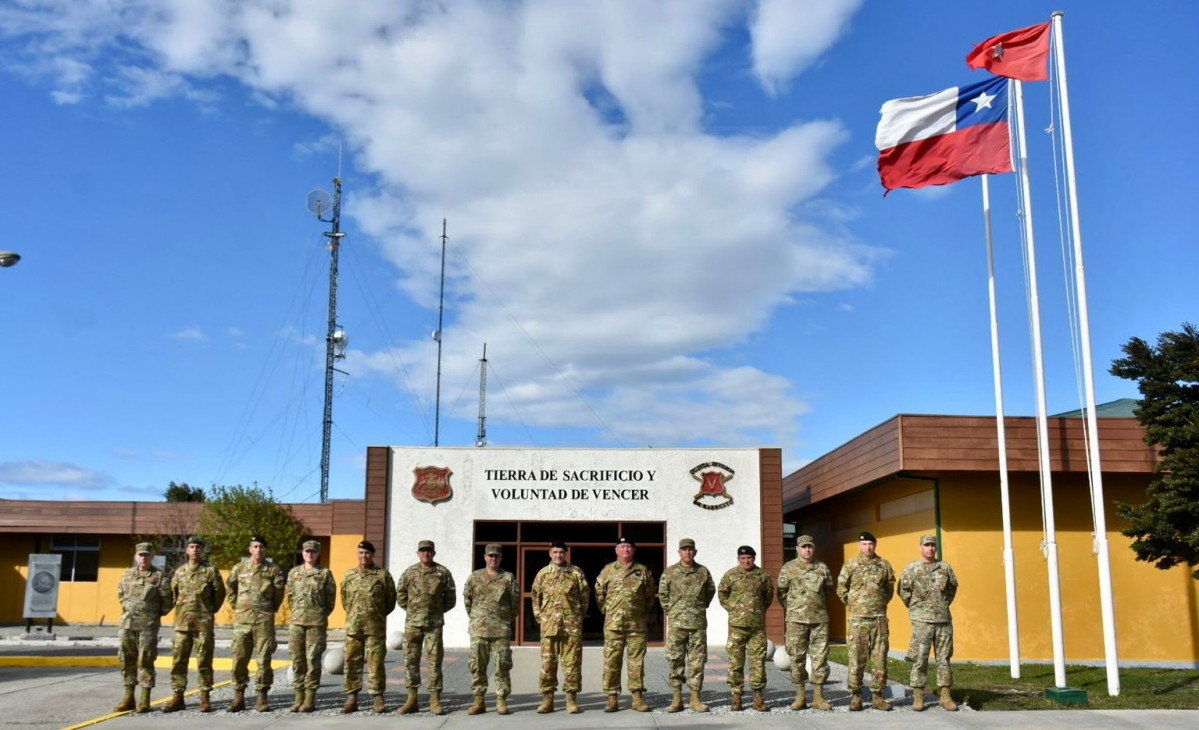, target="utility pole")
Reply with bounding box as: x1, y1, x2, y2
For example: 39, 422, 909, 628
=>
476, 344, 488, 447
433, 219, 447, 446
